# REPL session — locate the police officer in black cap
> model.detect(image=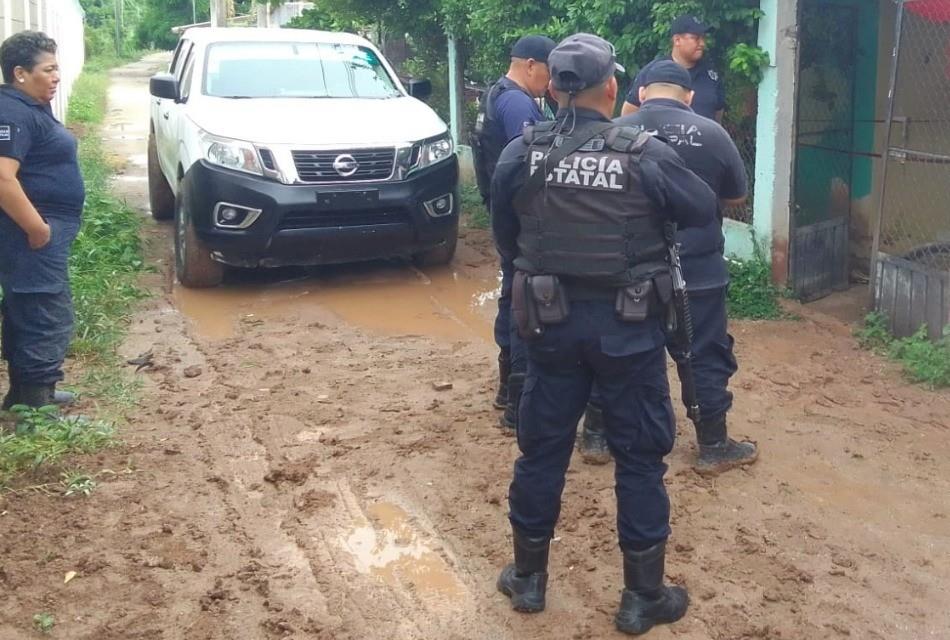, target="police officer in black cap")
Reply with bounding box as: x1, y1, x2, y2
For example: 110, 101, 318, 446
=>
621, 15, 726, 122
578, 60, 758, 475
492, 33, 716, 635
472, 34, 557, 431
